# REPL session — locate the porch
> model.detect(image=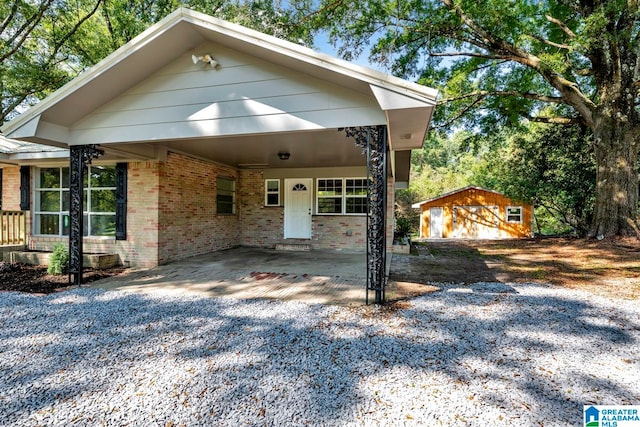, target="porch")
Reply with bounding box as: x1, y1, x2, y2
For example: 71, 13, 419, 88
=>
89, 247, 390, 306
